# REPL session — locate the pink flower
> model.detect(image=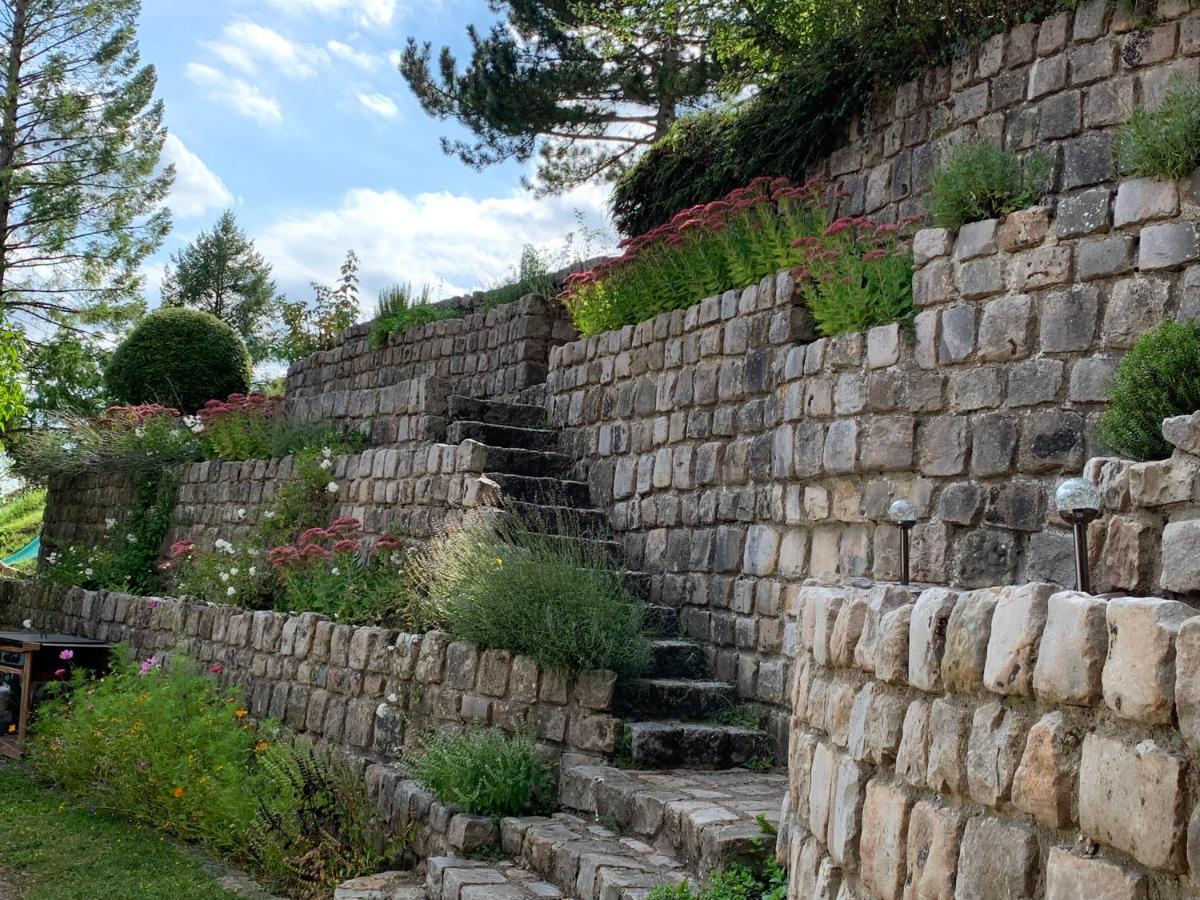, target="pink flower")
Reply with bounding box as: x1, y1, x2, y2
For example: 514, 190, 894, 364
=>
136, 759, 149, 771
58, 649, 74, 661
138, 655, 159, 676
53, 668, 66, 678
210, 664, 223, 674
147, 600, 159, 609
